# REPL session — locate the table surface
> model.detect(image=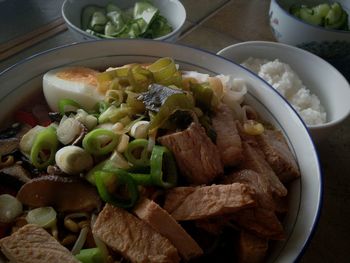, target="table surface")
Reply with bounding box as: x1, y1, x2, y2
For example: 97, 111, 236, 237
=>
1, 0, 349, 262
